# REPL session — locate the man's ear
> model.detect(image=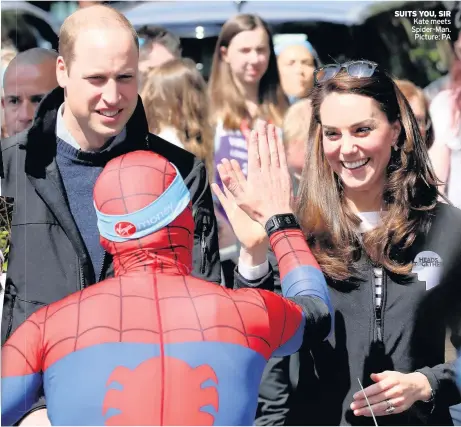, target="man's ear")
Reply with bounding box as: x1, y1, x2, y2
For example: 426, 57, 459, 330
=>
56, 56, 68, 89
